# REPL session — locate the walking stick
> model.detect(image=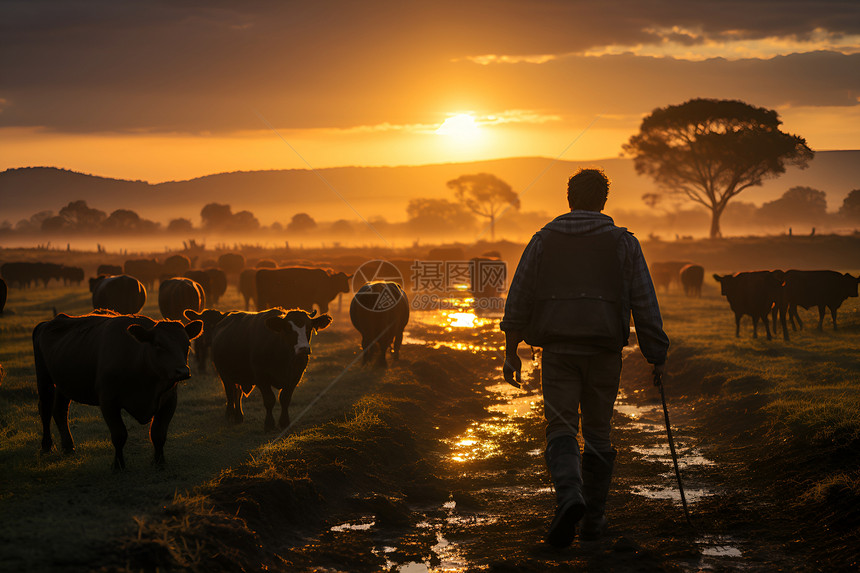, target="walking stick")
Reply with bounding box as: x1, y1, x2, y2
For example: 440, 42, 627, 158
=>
654, 369, 693, 527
